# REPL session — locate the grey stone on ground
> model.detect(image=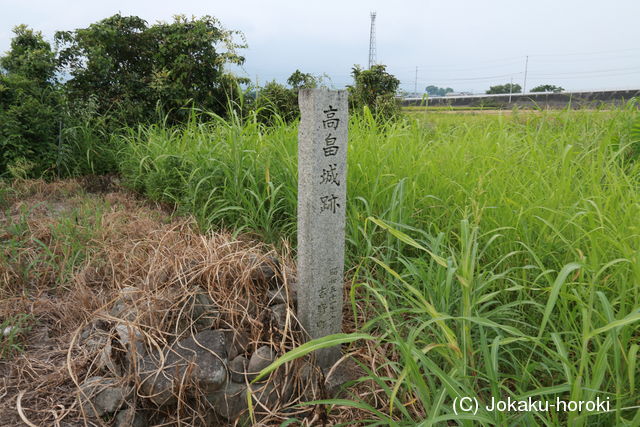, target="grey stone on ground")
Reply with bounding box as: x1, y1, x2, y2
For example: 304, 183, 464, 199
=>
114, 407, 148, 427
98, 338, 122, 377
270, 304, 287, 331
110, 287, 143, 321
115, 323, 146, 359
247, 346, 277, 381
228, 355, 249, 384
79, 376, 130, 418
266, 281, 297, 306
324, 357, 363, 398
248, 255, 281, 286
206, 381, 247, 421
138, 330, 228, 406
190, 287, 220, 331
223, 329, 250, 360
206, 375, 293, 421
